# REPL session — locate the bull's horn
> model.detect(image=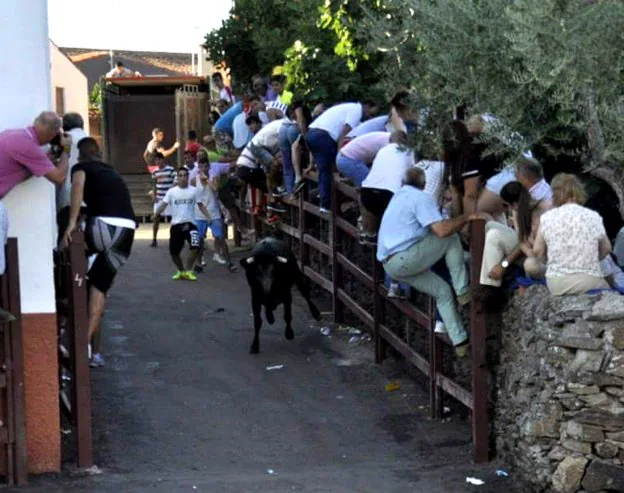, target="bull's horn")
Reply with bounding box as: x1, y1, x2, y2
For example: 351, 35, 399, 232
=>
246, 257, 255, 264
276, 256, 288, 264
